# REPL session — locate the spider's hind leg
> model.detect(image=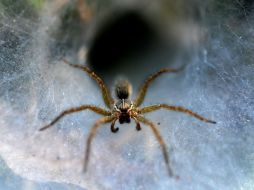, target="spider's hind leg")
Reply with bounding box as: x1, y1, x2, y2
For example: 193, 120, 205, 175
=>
134, 68, 183, 107
63, 59, 114, 108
